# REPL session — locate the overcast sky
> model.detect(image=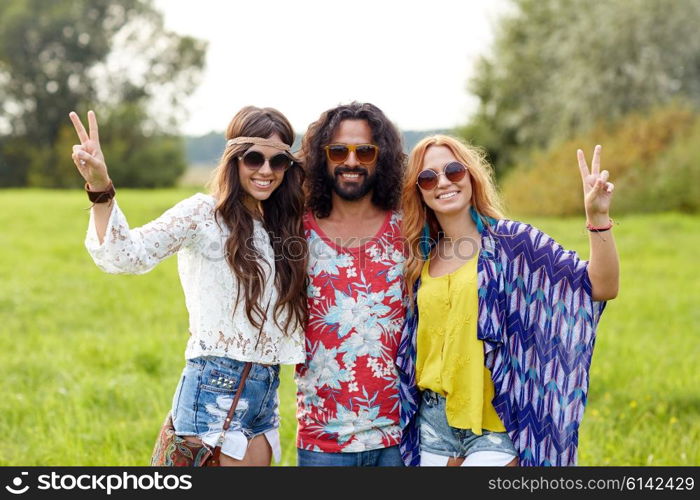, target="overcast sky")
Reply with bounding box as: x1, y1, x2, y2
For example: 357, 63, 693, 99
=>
153, 0, 508, 136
